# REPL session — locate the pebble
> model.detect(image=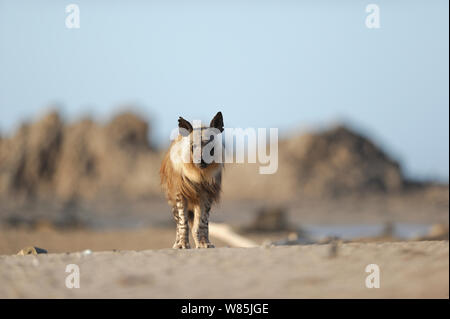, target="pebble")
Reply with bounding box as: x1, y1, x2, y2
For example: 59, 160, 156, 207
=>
17, 246, 47, 256
82, 249, 92, 256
